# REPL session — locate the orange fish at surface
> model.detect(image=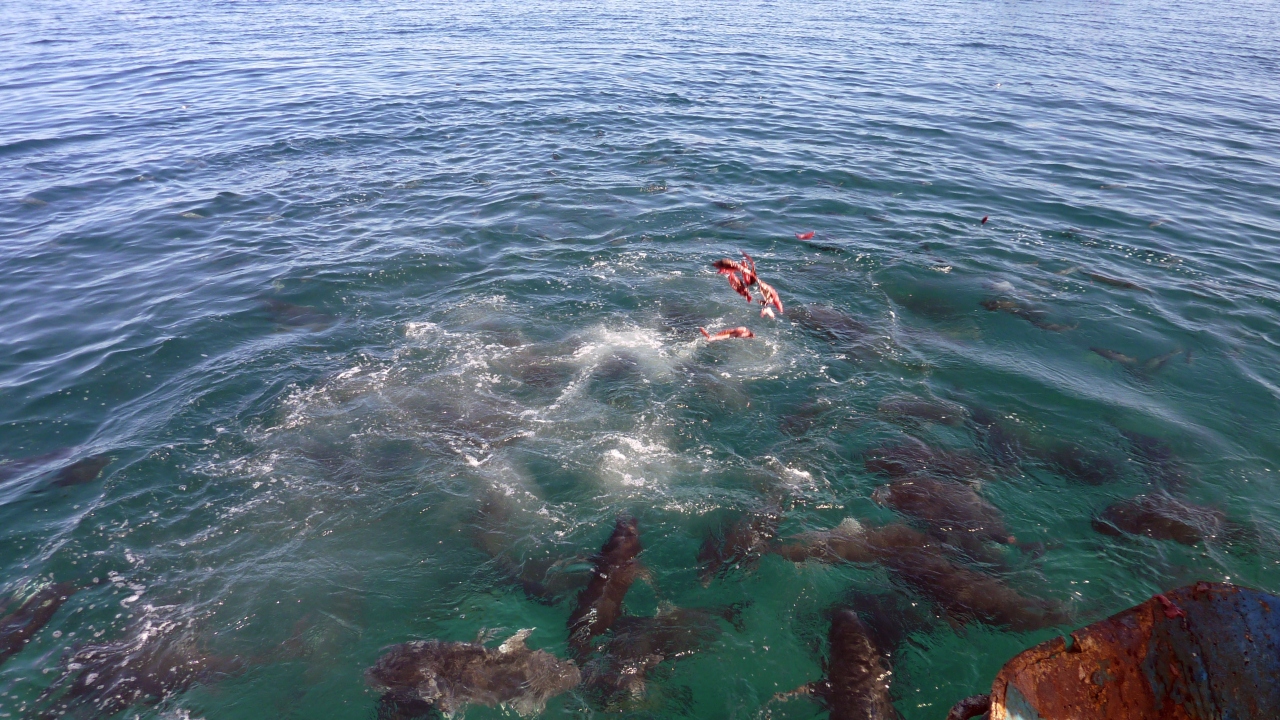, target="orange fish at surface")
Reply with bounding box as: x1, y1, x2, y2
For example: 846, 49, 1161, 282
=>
700, 326, 755, 342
